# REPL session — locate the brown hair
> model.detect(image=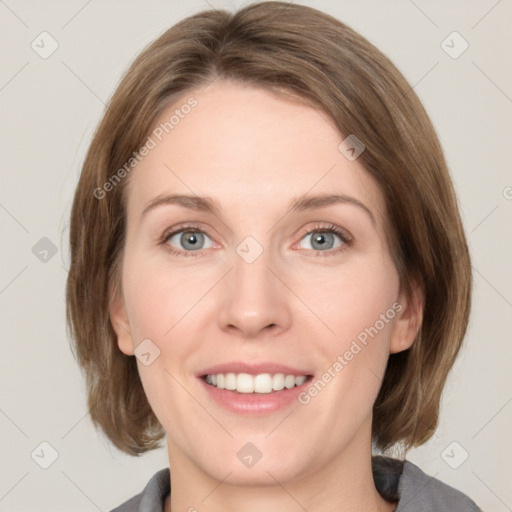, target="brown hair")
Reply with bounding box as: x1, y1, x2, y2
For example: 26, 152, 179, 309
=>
65, 1, 472, 456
